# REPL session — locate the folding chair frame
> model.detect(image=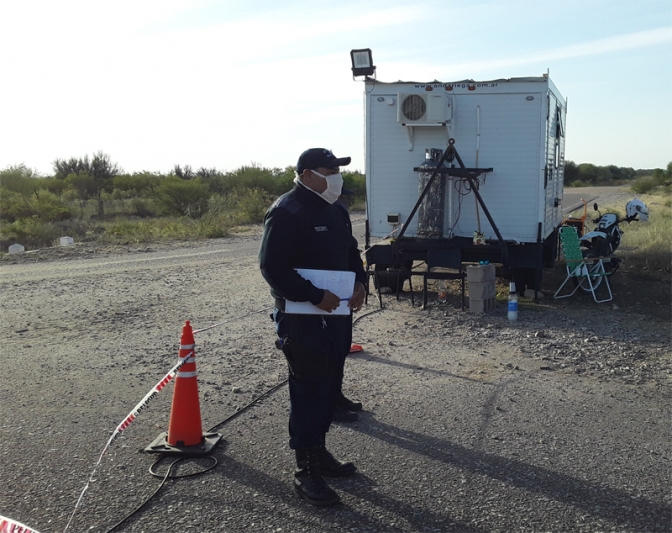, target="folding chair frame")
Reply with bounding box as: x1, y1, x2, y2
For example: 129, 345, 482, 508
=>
554, 226, 613, 303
